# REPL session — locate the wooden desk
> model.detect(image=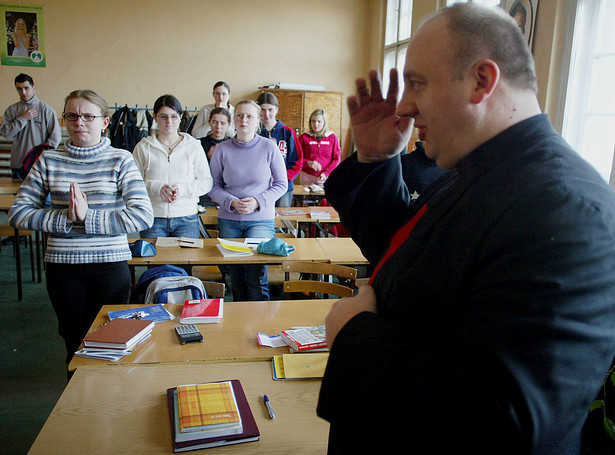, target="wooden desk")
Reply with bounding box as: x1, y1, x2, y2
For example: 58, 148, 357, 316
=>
68, 299, 334, 371
129, 237, 330, 266
316, 237, 369, 265
0, 193, 16, 209
0, 177, 23, 194
29, 362, 328, 454
292, 184, 325, 206
277, 206, 340, 237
